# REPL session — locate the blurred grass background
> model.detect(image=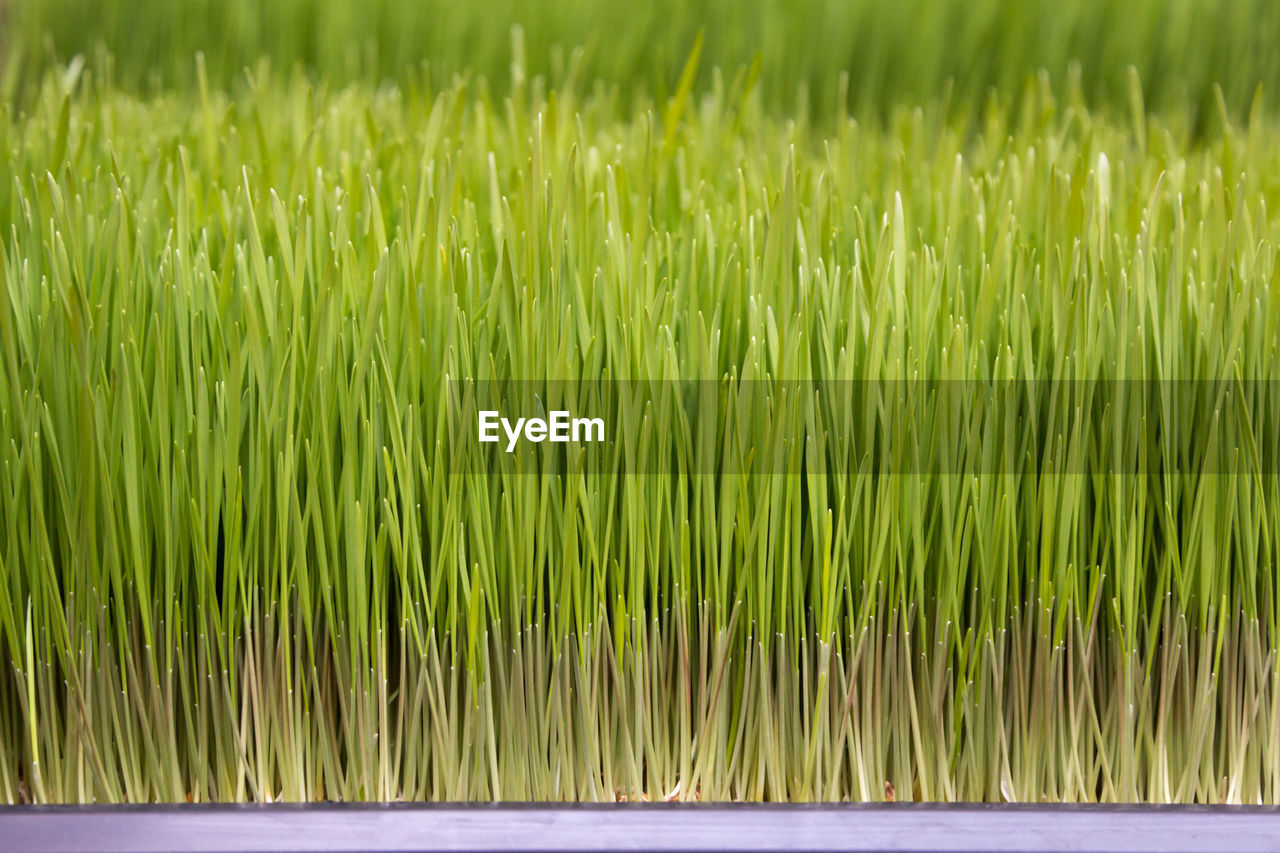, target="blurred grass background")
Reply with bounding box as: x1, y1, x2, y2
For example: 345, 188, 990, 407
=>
3, 0, 1279, 119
